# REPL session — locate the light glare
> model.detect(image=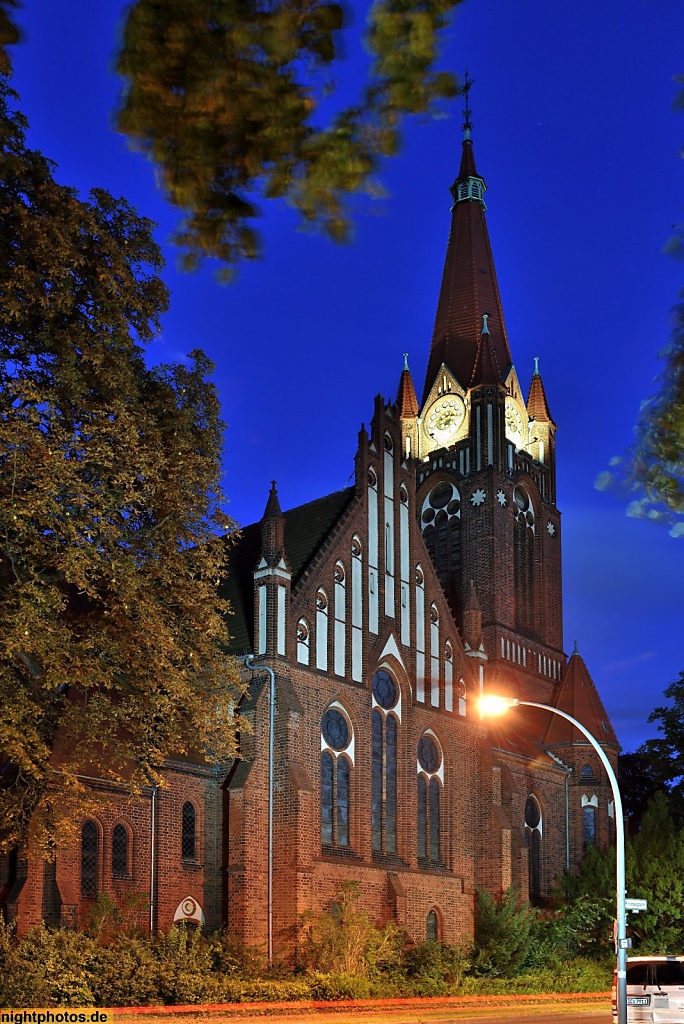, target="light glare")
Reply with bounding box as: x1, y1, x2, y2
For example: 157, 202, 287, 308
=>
479, 695, 517, 717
